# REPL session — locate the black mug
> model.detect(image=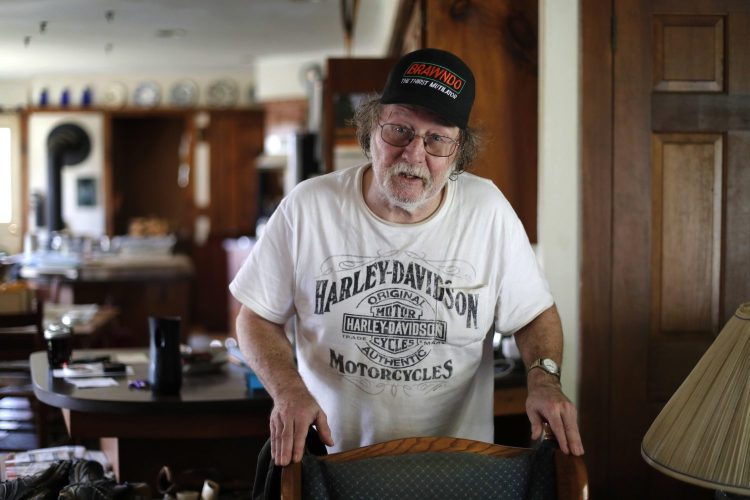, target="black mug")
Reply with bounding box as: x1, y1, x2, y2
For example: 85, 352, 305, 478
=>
148, 316, 182, 395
